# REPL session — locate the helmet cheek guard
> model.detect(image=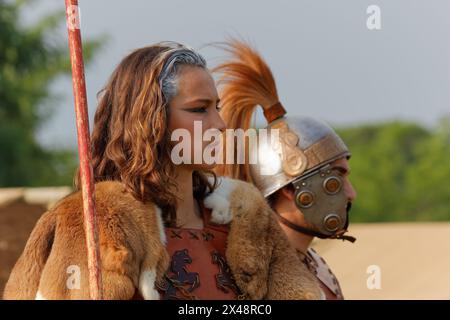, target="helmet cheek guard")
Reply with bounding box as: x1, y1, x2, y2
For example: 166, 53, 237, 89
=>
292, 165, 348, 236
